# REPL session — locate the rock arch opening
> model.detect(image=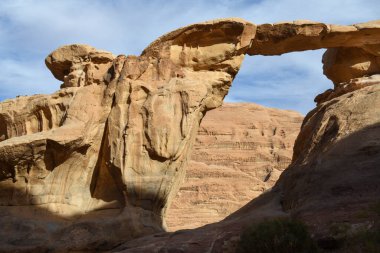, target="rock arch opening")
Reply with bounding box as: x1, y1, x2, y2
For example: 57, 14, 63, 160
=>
165, 49, 331, 231
163, 19, 380, 231
0, 18, 379, 251
227, 50, 332, 114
